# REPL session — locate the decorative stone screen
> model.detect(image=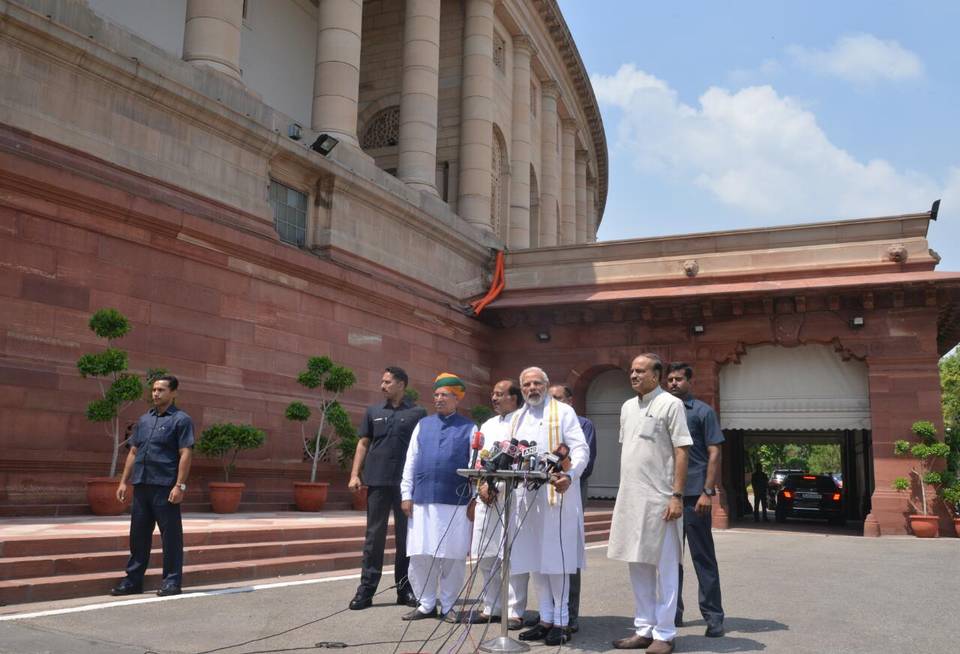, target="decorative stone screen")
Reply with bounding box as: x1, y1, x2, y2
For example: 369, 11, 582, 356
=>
493, 33, 506, 72
361, 106, 400, 149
